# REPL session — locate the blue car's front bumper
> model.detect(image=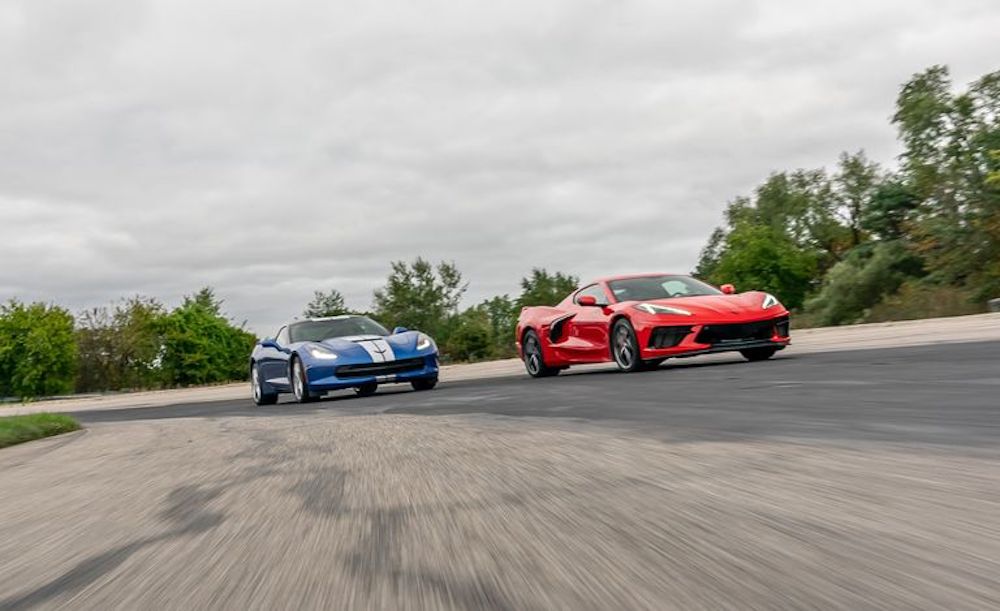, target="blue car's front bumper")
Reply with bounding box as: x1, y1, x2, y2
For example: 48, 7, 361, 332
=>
305, 354, 439, 391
